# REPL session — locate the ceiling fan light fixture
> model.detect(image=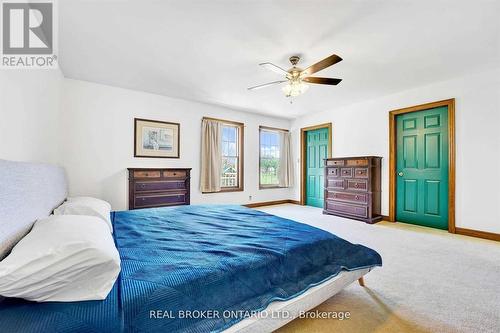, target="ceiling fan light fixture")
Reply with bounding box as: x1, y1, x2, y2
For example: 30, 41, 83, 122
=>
282, 79, 309, 97
249, 54, 342, 98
